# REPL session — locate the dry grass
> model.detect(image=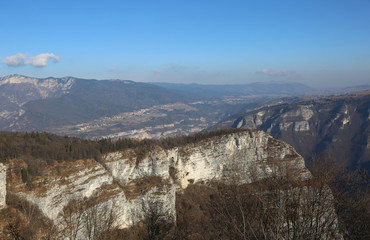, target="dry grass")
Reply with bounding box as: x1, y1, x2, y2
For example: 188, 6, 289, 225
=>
122, 176, 166, 200
92, 183, 122, 204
